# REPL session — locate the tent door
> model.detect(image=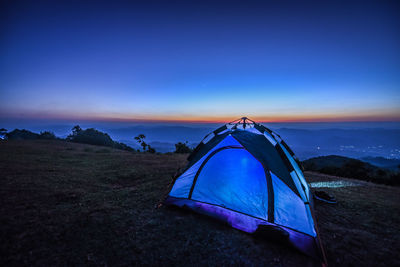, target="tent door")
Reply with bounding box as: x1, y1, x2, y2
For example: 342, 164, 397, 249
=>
190, 147, 269, 220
